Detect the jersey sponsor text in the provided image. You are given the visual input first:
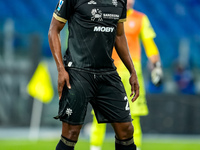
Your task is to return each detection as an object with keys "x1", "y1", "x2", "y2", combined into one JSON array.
[{"x1": 93, "y1": 26, "x2": 114, "y2": 32}]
